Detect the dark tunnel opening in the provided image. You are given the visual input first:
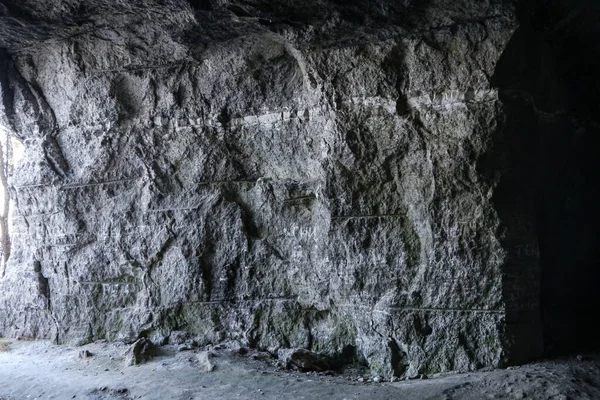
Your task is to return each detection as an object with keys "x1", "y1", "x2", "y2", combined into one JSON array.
[{"x1": 493, "y1": 0, "x2": 600, "y2": 356}]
